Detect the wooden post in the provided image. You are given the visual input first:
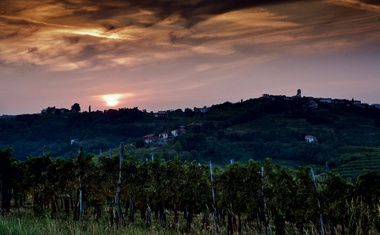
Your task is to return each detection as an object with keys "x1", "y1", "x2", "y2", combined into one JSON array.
[
  {"x1": 261, "y1": 167, "x2": 270, "y2": 235},
  {"x1": 311, "y1": 168, "x2": 325, "y2": 235},
  {"x1": 79, "y1": 175, "x2": 83, "y2": 221},
  {"x1": 108, "y1": 197, "x2": 114, "y2": 226},
  {"x1": 115, "y1": 143, "x2": 125, "y2": 225},
  {"x1": 146, "y1": 205, "x2": 152, "y2": 227},
  {"x1": 78, "y1": 147, "x2": 84, "y2": 221},
  {"x1": 209, "y1": 161, "x2": 218, "y2": 234}
]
